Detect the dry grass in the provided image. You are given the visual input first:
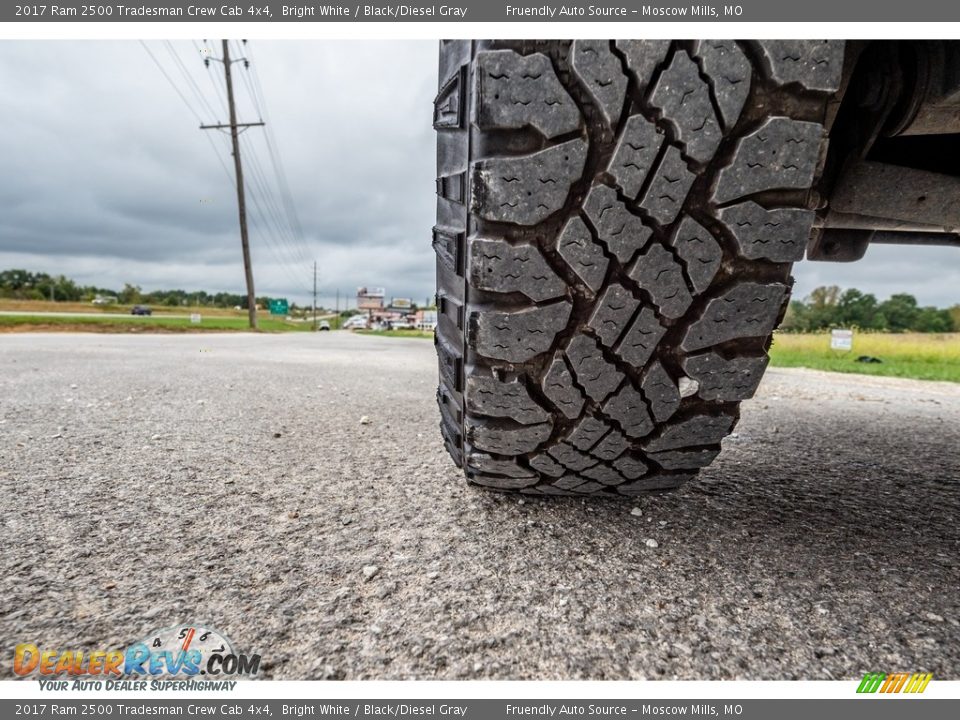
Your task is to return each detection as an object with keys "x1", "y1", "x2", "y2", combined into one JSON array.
[
  {"x1": 0, "y1": 298, "x2": 247, "y2": 317},
  {"x1": 769, "y1": 332, "x2": 960, "y2": 382}
]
